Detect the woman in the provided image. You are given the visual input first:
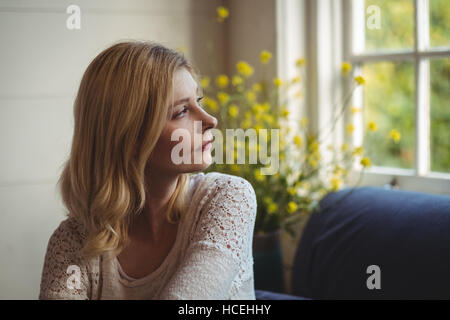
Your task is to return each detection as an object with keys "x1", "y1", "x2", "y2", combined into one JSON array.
[{"x1": 39, "y1": 40, "x2": 257, "y2": 300}]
